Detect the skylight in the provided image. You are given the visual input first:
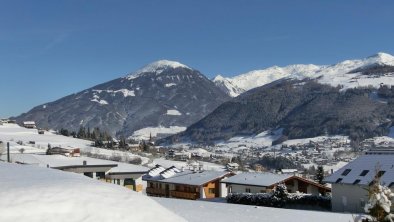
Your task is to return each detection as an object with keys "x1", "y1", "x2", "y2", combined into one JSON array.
[
  {"x1": 341, "y1": 169, "x2": 351, "y2": 176},
  {"x1": 359, "y1": 170, "x2": 369, "y2": 176},
  {"x1": 377, "y1": 171, "x2": 386, "y2": 178}
]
